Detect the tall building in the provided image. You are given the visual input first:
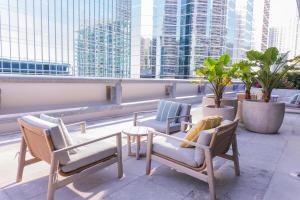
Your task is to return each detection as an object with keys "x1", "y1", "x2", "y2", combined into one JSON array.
[
  {"x1": 252, "y1": 0, "x2": 270, "y2": 51},
  {"x1": 231, "y1": 0, "x2": 253, "y2": 63},
  {"x1": 152, "y1": 0, "x2": 179, "y2": 78},
  {"x1": 131, "y1": 0, "x2": 155, "y2": 78},
  {"x1": 0, "y1": 0, "x2": 131, "y2": 77},
  {"x1": 268, "y1": 17, "x2": 300, "y2": 59},
  {"x1": 75, "y1": 0, "x2": 131, "y2": 77},
  {"x1": 135, "y1": 0, "x2": 254, "y2": 78},
  {"x1": 261, "y1": 0, "x2": 270, "y2": 51}
]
